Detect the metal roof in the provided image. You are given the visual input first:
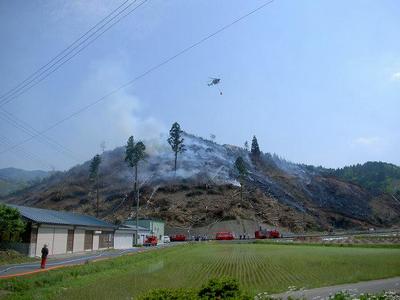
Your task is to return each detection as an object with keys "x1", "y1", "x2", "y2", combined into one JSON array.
[
  {"x1": 8, "y1": 204, "x2": 115, "y2": 229},
  {"x1": 117, "y1": 224, "x2": 150, "y2": 232}
]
